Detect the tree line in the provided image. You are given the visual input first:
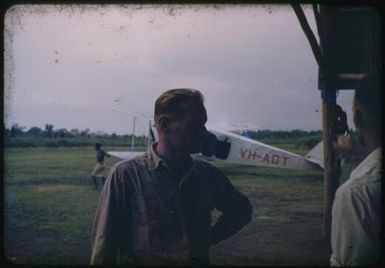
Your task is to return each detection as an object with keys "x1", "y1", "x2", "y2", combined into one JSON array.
[
  {"x1": 234, "y1": 129, "x2": 323, "y2": 149},
  {"x1": 4, "y1": 123, "x2": 325, "y2": 149},
  {"x1": 4, "y1": 123, "x2": 147, "y2": 148}
]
